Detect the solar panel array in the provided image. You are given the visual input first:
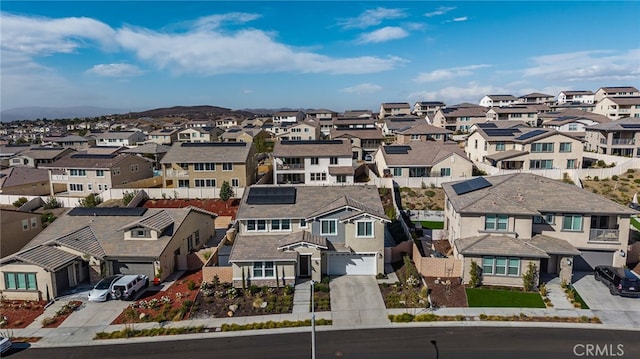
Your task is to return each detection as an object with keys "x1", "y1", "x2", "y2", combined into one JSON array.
[
  {"x1": 181, "y1": 142, "x2": 246, "y2": 147},
  {"x1": 476, "y1": 123, "x2": 498, "y2": 128},
  {"x1": 32, "y1": 147, "x2": 65, "y2": 151},
  {"x1": 384, "y1": 146, "x2": 411, "y2": 155},
  {"x1": 620, "y1": 124, "x2": 640, "y2": 129},
  {"x1": 451, "y1": 177, "x2": 492, "y2": 195},
  {"x1": 515, "y1": 129, "x2": 546, "y2": 140},
  {"x1": 281, "y1": 140, "x2": 343, "y2": 145},
  {"x1": 483, "y1": 129, "x2": 518, "y2": 137},
  {"x1": 68, "y1": 207, "x2": 148, "y2": 216},
  {"x1": 246, "y1": 187, "x2": 297, "y2": 205},
  {"x1": 71, "y1": 153, "x2": 118, "y2": 159}
]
